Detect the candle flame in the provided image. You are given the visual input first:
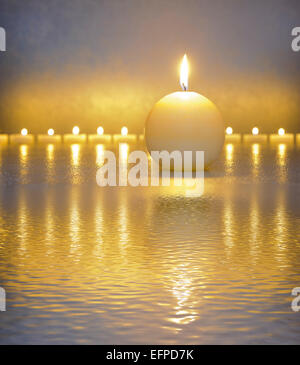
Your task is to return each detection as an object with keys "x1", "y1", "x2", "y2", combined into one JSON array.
[{"x1": 180, "y1": 54, "x2": 189, "y2": 91}]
